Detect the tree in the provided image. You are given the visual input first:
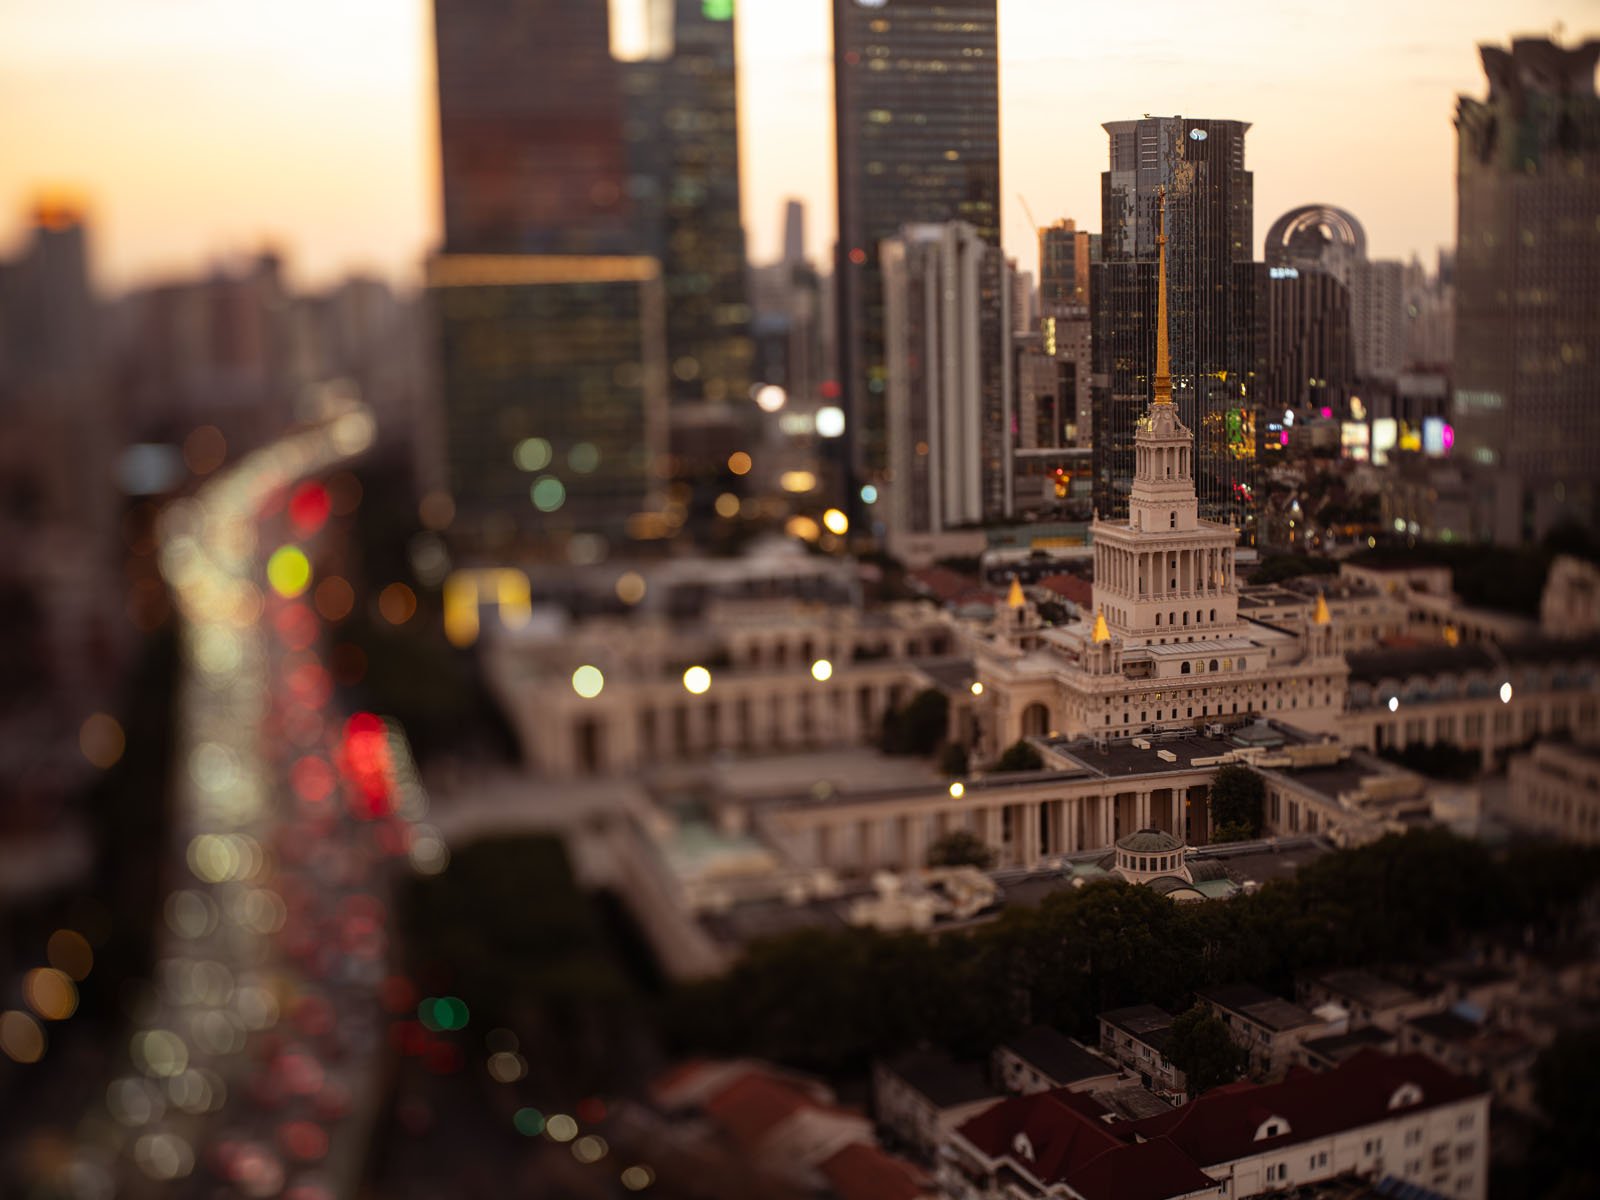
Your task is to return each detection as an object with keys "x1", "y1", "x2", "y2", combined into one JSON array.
[
  {"x1": 926, "y1": 830, "x2": 996, "y2": 870},
  {"x1": 881, "y1": 688, "x2": 949, "y2": 756},
  {"x1": 1208, "y1": 766, "x2": 1265, "y2": 839},
  {"x1": 992, "y1": 740, "x2": 1043, "y2": 773},
  {"x1": 1166, "y1": 1003, "x2": 1247, "y2": 1095}
]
